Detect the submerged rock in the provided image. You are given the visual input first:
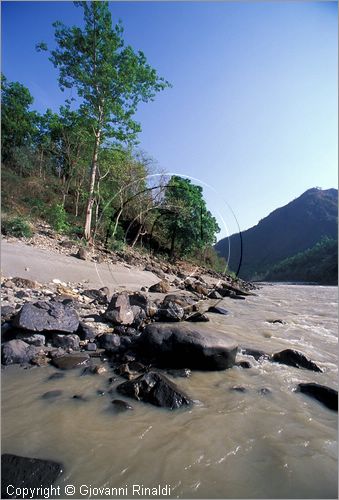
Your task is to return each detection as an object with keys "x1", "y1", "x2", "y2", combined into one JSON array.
[
  {"x1": 207, "y1": 306, "x2": 229, "y2": 316},
  {"x1": 52, "y1": 353, "x2": 90, "y2": 370},
  {"x1": 297, "y1": 383, "x2": 338, "y2": 411},
  {"x1": 13, "y1": 300, "x2": 79, "y2": 333},
  {"x1": 1, "y1": 454, "x2": 63, "y2": 499},
  {"x1": 117, "y1": 371, "x2": 192, "y2": 409},
  {"x1": 272, "y1": 349, "x2": 322, "y2": 372},
  {"x1": 138, "y1": 323, "x2": 238, "y2": 370},
  {"x1": 185, "y1": 312, "x2": 209, "y2": 322},
  {"x1": 111, "y1": 399, "x2": 134, "y2": 412},
  {"x1": 41, "y1": 390, "x2": 63, "y2": 399}
]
